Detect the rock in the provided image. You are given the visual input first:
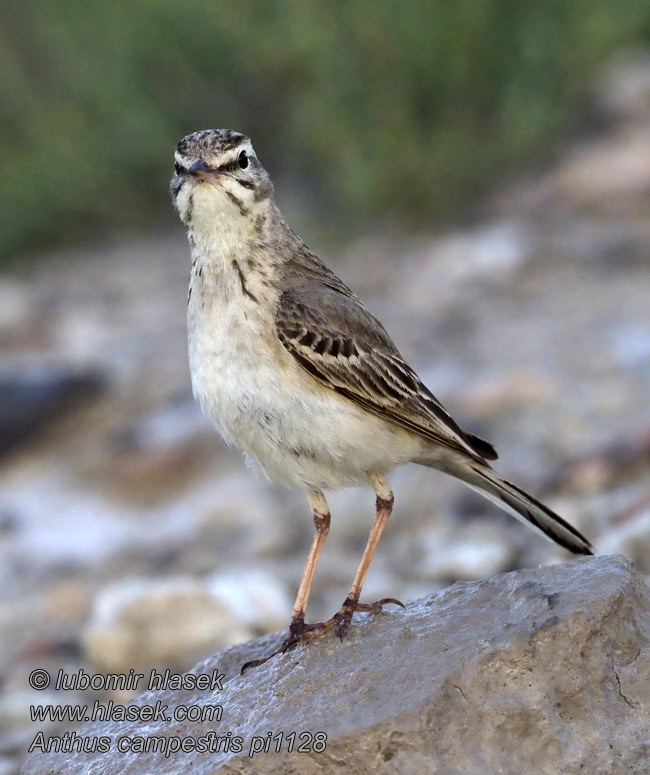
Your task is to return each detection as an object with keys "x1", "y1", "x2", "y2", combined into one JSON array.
[
  {"x1": 413, "y1": 522, "x2": 515, "y2": 581},
  {"x1": 0, "y1": 690, "x2": 59, "y2": 755},
  {"x1": 104, "y1": 398, "x2": 217, "y2": 499},
  {"x1": 0, "y1": 366, "x2": 104, "y2": 457},
  {"x1": 83, "y1": 577, "x2": 252, "y2": 675},
  {"x1": 393, "y1": 220, "x2": 532, "y2": 314},
  {"x1": 0, "y1": 757, "x2": 16, "y2": 775},
  {"x1": 598, "y1": 499, "x2": 650, "y2": 573},
  {"x1": 207, "y1": 570, "x2": 291, "y2": 634},
  {"x1": 23, "y1": 555, "x2": 650, "y2": 774}
]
